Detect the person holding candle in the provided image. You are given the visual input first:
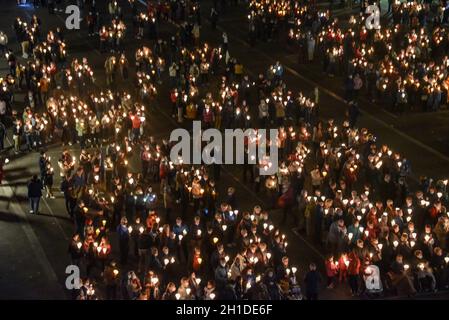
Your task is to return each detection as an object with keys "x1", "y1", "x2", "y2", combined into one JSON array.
[
  {"x1": 388, "y1": 254, "x2": 417, "y2": 296},
  {"x1": 117, "y1": 217, "x2": 130, "y2": 265},
  {"x1": 125, "y1": 271, "x2": 142, "y2": 300},
  {"x1": 104, "y1": 261, "x2": 120, "y2": 300},
  {"x1": 325, "y1": 255, "x2": 338, "y2": 289},
  {"x1": 412, "y1": 249, "x2": 436, "y2": 292}
]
